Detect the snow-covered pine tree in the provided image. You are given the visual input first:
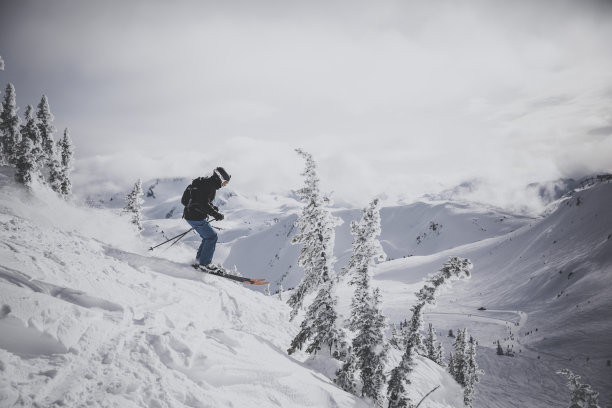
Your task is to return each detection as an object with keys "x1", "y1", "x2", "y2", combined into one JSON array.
[
  {"x1": 36, "y1": 95, "x2": 55, "y2": 161},
  {"x1": 463, "y1": 336, "x2": 481, "y2": 408},
  {"x1": 423, "y1": 323, "x2": 436, "y2": 361},
  {"x1": 345, "y1": 285, "x2": 387, "y2": 403},
  {"x1": 19, "y1": 105, "x2": 43, "y2": 181},
  {"x1": 451, "y1": 328, "x2": 468, "y2": 387},
  {"x1": 36, "y1": 95, "x2": 61, "y2": 190},
  {"x1": 342, "y1": 197, "x2": 385, "y2": 280},
  {"x1": 287, "y1": 148, "x2": 340, "y2": 320},
  {"x1": 346, "y1": 198, "x2": 385, "y2": 330},
  {"x1": 57, "y1": 128, "x2": 74, "y2": 197},
  {"x1": 448, "y1": 352, "x2": 456, "y2": 378},
  {"x1": 435, "y1": 342, "x2": 444, "y2": 366},
  {"x1": 287, "y1": 265, "x2": 344, "y2": 358},
  {"x1": 0, "y1": 55, "x2": 5, "y2": 70},
  {"x1": 556, "y1": 369, "x2": 601, "y2": 408},
  {"x1": 278, "y1": 283, "x2": 283, "y2": 301},
  {"x1": 338, "y1": 198, "x2": 388, "y2": 403},
  {"x1": 0, "y1": 83, "x2": 21, "y2": 165},
  {"x1": 386, "y1": 362, "x2": 412, "y2": 408},
  {"x1": 335, "y1": 347, "x2": 357, "y2": 394},
  {"x1": 358, "y1": 287, "x2": 387, "y2": 405},
  {"x1": 424, "y1": 323, "x2": 444, "y2": 366},
  {"x1": 14, "y1": 136, "x2": 36, "y2": 187},
  {"x1": 387, "y1": 257, "x2": 472, "y2": 407},
  {"x1": 124, "y1": 179, "x2": 144, "y2": 232}
]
